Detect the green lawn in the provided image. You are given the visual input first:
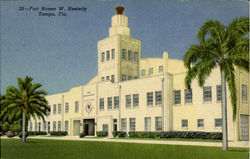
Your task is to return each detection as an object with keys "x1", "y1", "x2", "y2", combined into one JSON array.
[
  {"x1": 111, "y1": 137, "x2": 223, "y2": 142},
  {"x1": 1, "y1": 138, "x2": 248, "y2": 159}
]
